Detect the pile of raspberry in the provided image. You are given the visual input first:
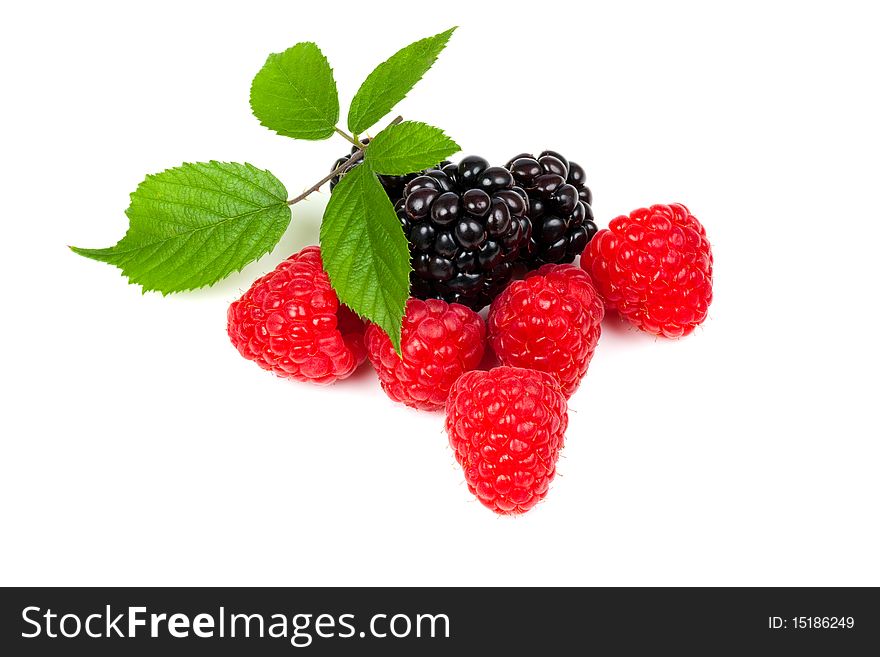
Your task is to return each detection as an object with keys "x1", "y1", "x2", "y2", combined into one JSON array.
[{"x1": 228, "y1": 151, "x2": 713, "y2": 516}]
